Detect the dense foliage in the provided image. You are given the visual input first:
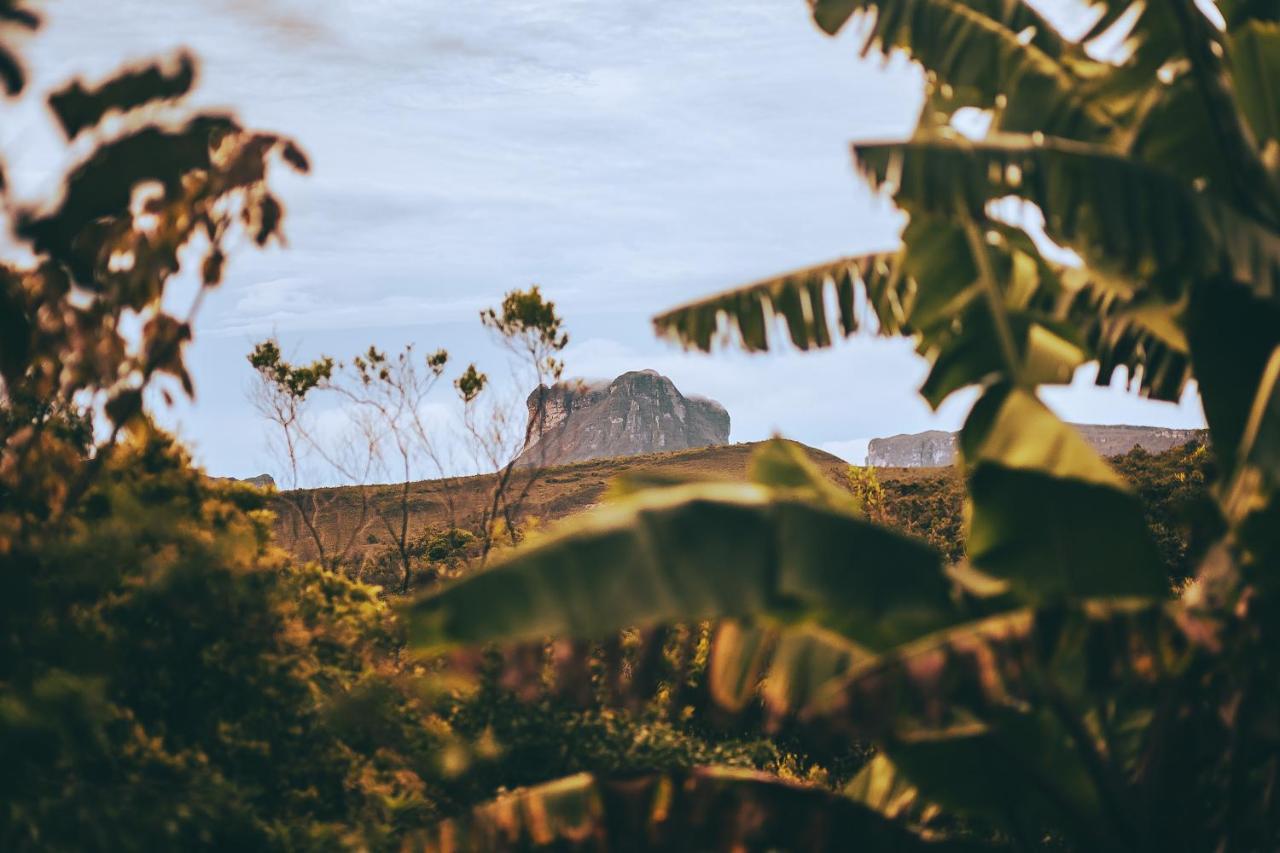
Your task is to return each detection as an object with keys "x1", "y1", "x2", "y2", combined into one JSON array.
[
  {"x1": 0, "y1": 17, "x2": 822, "y2": 849},
  {"x1": 405, "y1": 0, "x2": 1280, "y2": 849},
  {"x1": 4, "y1": 431, "x2": 438, "y2": 848},
  {"x1": 0, "y1": 17, "x2": 456, "y2": 846},
  {"x1": 869, "y1": 440, "x2": 1217, "y2": 578},
  {"x1": 4, "y1": 0, "x2": 1279, "y2": 849}
]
